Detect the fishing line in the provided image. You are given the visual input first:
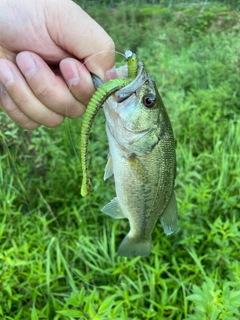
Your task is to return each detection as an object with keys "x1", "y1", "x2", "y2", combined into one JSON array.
[
  {"x1": 0, "y1": 130, "x2": 31, "y2": 213},
  {"x1": 82, "y1": 49, "x2": 125, "y2": 66}
]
